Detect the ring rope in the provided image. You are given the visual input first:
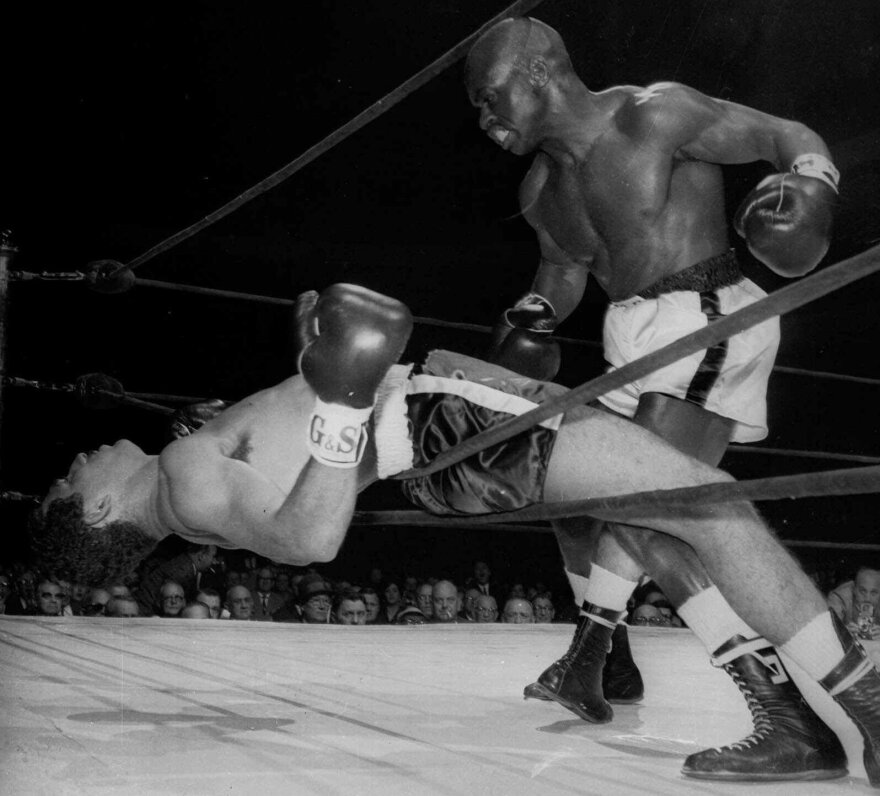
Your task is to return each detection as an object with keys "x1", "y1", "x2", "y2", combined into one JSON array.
[
  {"x1": 727, "y1": 445, "x2": 880, "y2": 465},
  {"x1": 392, "y1": 243, "x2": 880, "y2": 481},
  {"x1": 13, "y1": 269, "x2": 880, "y2": 389},
  {"x1": 4, "y1": 375, "x2": 174, "y2": 416},
  {"x1": 347, "y1": 514, "x2": 880, "y2": 553},
  {"x1": 110, "y1": 0, "x2": 546, "y2": 276},
  {"x1": 357, "y1": 464, "x2": 880, "y2": 527}
]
